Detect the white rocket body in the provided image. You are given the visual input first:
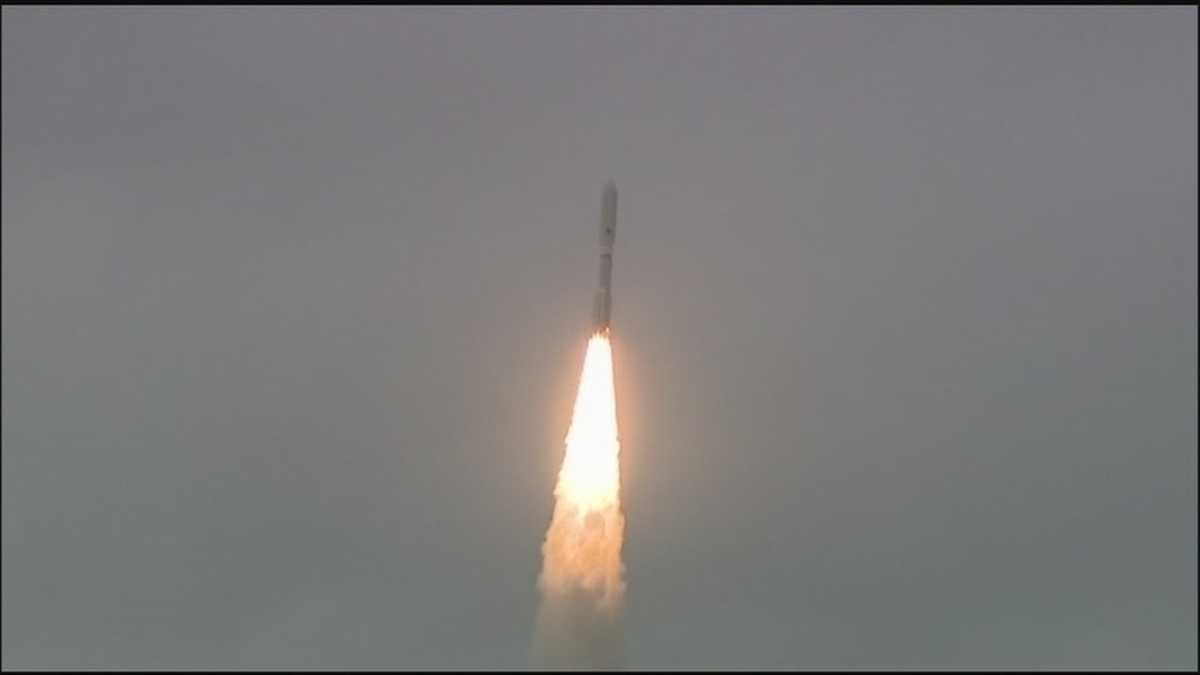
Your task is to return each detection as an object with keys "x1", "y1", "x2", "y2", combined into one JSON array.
[{"x1": 592, "y1": 181, "x2": 617, "y2": 331}]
